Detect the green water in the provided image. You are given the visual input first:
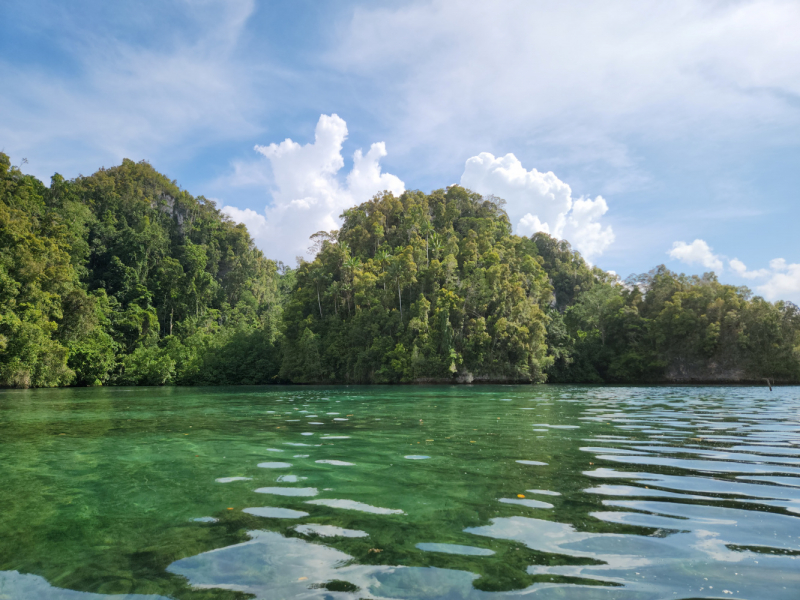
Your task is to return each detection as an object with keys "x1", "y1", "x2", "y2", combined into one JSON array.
[{"x1": 1, "y1": 385, "x2": 799, "y2": 600}]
